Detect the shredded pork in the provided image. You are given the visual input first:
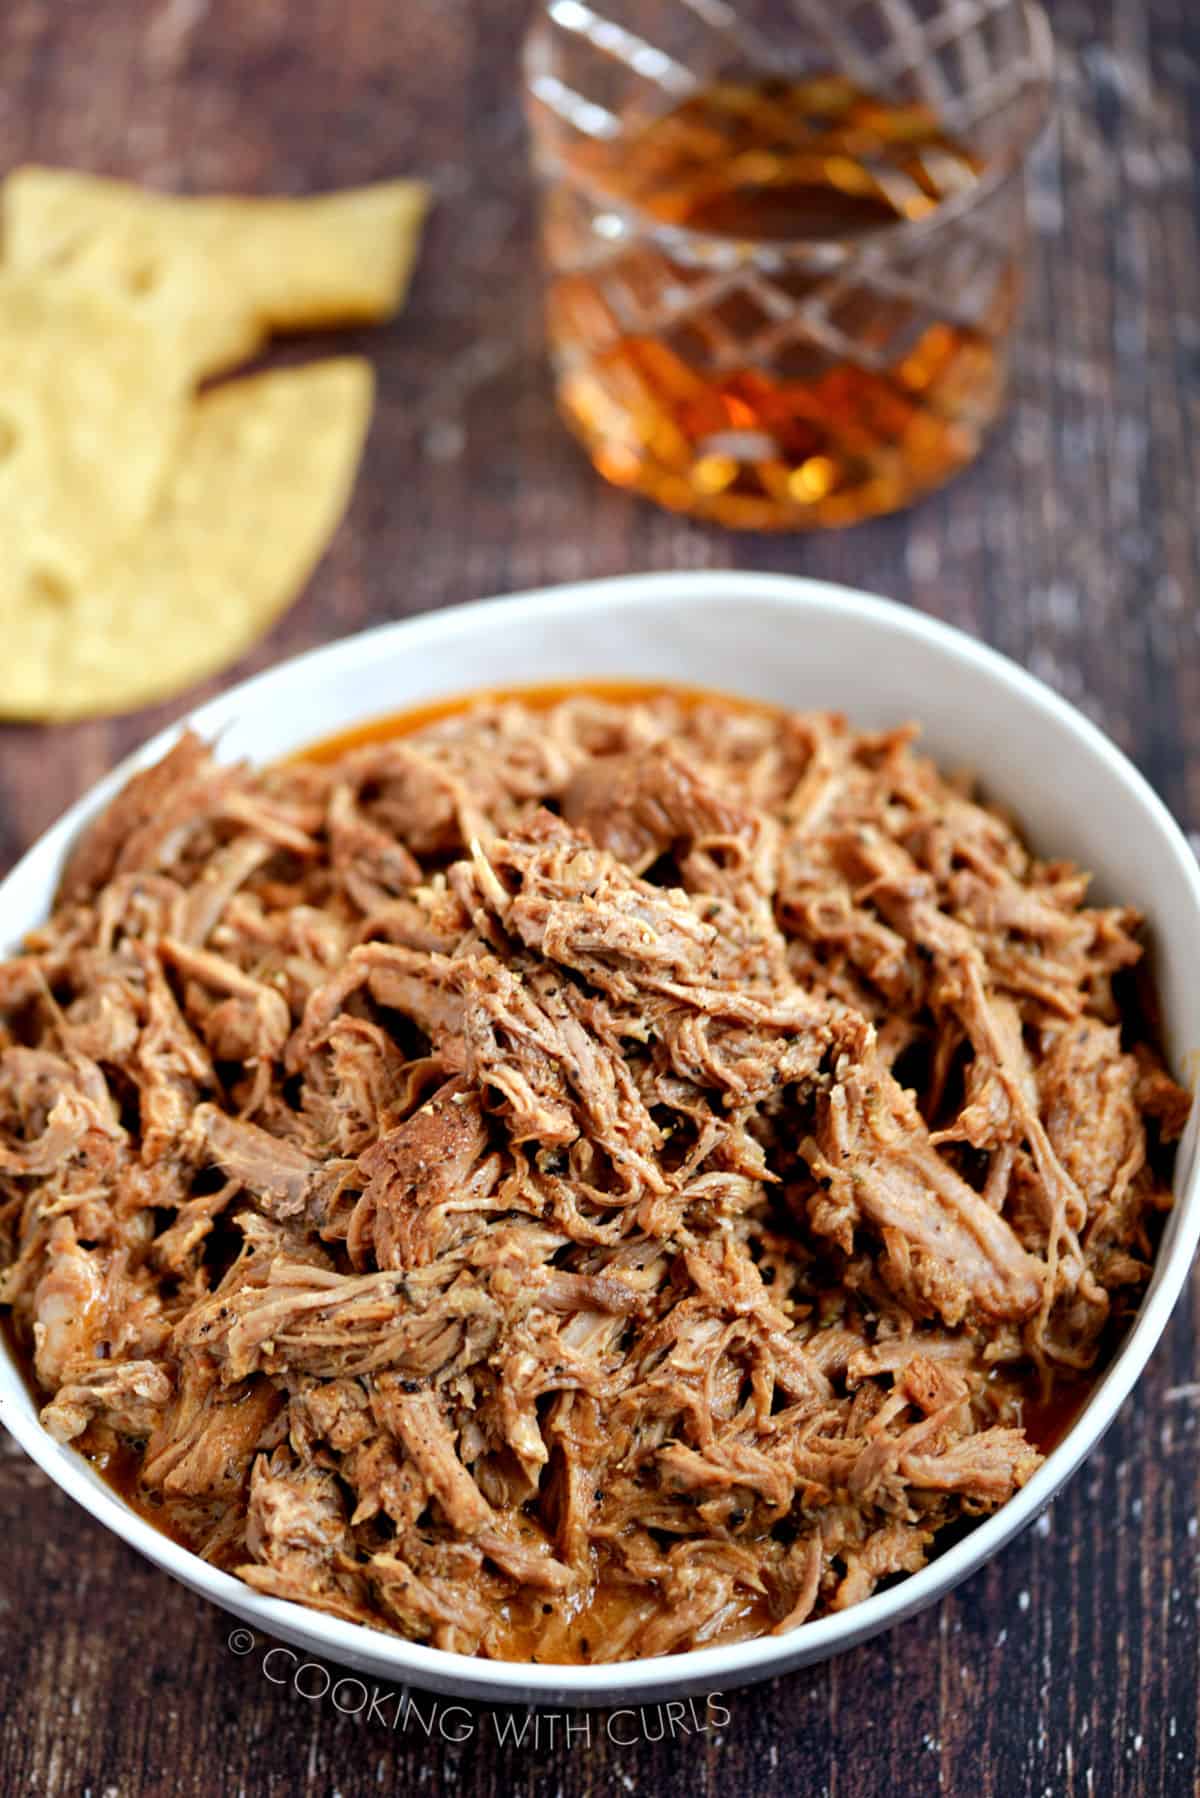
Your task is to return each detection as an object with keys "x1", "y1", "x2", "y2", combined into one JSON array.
[{"x1": 0, "y1": 692, "x2": 1188, "y2": 1661}]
